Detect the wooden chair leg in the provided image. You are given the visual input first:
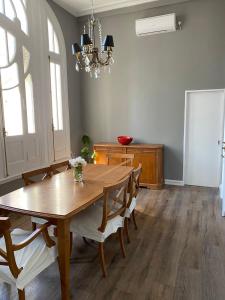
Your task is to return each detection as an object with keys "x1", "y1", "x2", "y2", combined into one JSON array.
[
  {"x1": 70, "y1": 232, "x2": 73, "y2": 256},
  {"x1": 118, "y1": 228, "x2": 126, "y2": 258},
  {"x1": 132, "y1": 210, "x2": 138, "y2": 230},
  {"x1": 98, "y1": 242, "x2": 107, "y2": 277},
  {"x1": 124, "y1": 218, "x2": 130, "y2": 243},
  {"x1": 83, "y1": 237, "x2": 90, "y2": 245},
  {"x1": 32, "y1": 222, "x2": 37, "y2": 231},
  {"x1": 18, "y1": 289, "x2": 25, "y2": 300}
]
